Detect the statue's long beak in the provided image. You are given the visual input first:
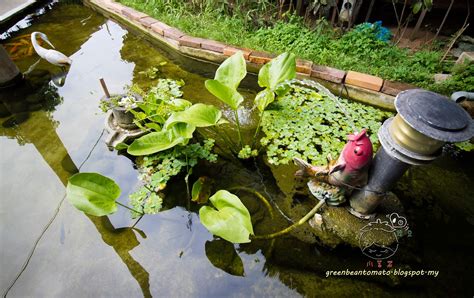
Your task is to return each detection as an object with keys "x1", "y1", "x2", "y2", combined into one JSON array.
[{"x1": 42, "y1": 36, "x2": 55, "y2": 49}]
